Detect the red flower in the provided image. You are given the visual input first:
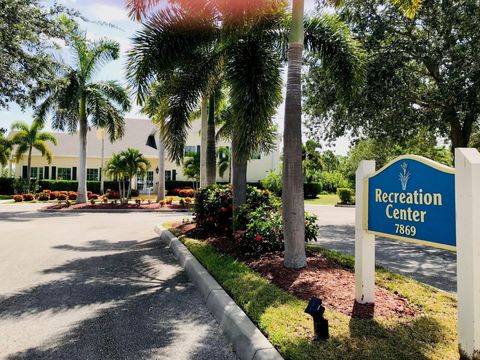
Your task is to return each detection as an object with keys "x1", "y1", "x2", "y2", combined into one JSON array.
[
  {"x1": 224, "y1": 227, "x2": 229, "y2": 232},
  {"x1": 255, "y1": 235, "x2": 263, "y2": 242}
]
